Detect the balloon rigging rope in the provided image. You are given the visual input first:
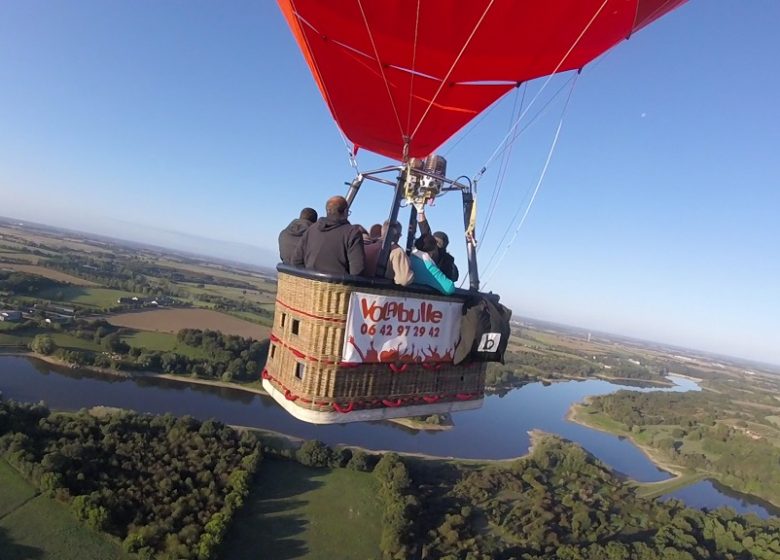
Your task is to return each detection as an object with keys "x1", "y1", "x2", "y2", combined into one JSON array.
[
  {"x1": 356, "y1": 0, "x2": 406, "y2": 141},
  {"x1": 477, "y1": 73, "x2": 577, "y2": 252},
  {"x1": 473, "y1": 0, "x2": 610, "y2": 183},
  {"x1": 480, "y1": 75, "x2": 578, "y2": 289},
  {"x1": 410, "y1": 0, "x2": 497, "y2": 141},
  {"x1": 480, "y1": 85, "x2": 526, "y2": 251}
]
